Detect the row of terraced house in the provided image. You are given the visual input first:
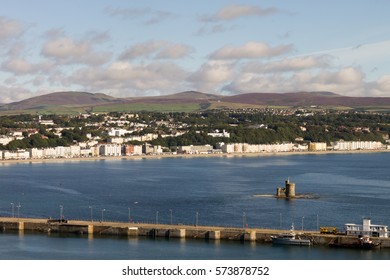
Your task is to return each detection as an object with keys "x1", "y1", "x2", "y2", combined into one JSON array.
[{"x1": 0, "y1": 140, "x2": 388, "y2": 160}]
